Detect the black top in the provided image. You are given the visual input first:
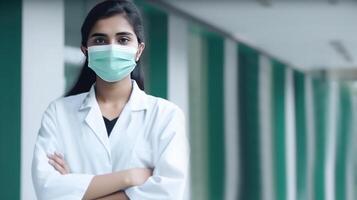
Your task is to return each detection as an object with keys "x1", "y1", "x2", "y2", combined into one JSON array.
[{"x1": 103, "y1": 116, "x2": 119, "y2": 136}]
